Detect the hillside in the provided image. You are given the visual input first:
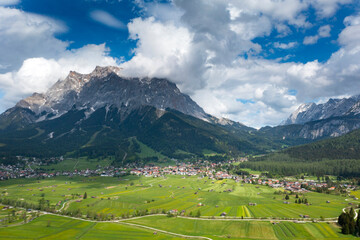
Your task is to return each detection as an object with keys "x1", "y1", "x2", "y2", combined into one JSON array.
[
  {"x1": 0, "y1": 104, "x2": 277, "y2": 163},
  {"x1": 0, "y1": 66, "x2": 306, "y2": 163},
  {"x1": 241, "y1": 128, "x2": 360, "y2": 177}
]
